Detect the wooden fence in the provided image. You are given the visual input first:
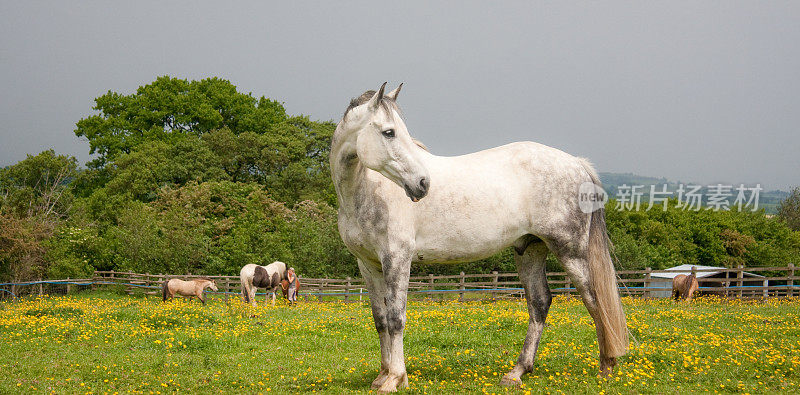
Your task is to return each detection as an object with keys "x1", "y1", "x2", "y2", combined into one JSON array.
[
  {"x1": 3, "y1": 264, "x2": 797, "y2": 301},
  {"x1": 89, "y1": 264, "x2": 799, "y2": 301}
]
